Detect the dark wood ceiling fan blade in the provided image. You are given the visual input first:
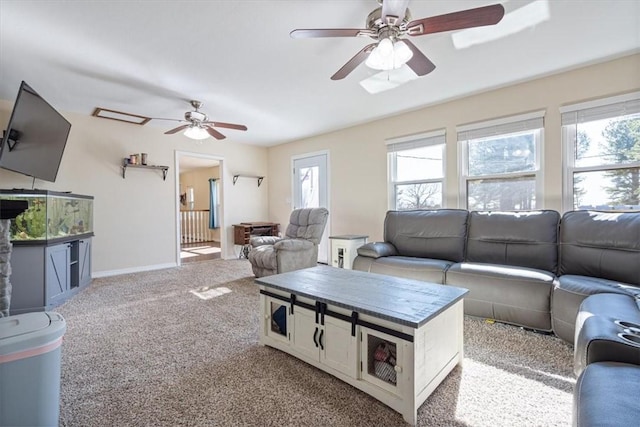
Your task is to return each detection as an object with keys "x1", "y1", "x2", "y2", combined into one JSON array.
[
  {"x1": 164, "y1": 124, "x2": 190, "y2": 134},
  {"x1": 407, "y1": 4, "x2": 505, "y2": 36},
  {"x1": 290, "y1": 28, "x2": 364, "y2": 38},
  {"x1": 401, "y1": 39, "x2": 436, "y2": 76},
  {"x1": 331, "y1": 43, "x2": 377, "y2": 80},
  {"x1": 204, "y1": 121, "x2": 247, "y2": 131},
  {"x1": 204, "y1": 126, "x2": 226, "y2": 140}
]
